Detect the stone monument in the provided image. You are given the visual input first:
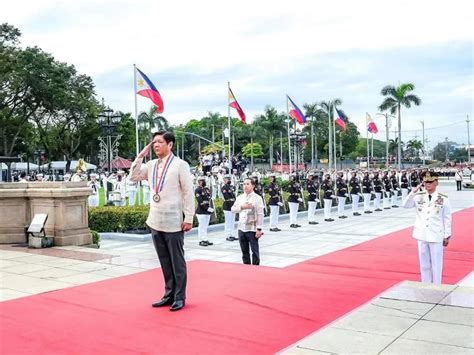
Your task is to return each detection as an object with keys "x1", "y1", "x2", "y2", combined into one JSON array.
[{"x1": 0, "y1": 182, "x2": 92, "y2": 246}]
